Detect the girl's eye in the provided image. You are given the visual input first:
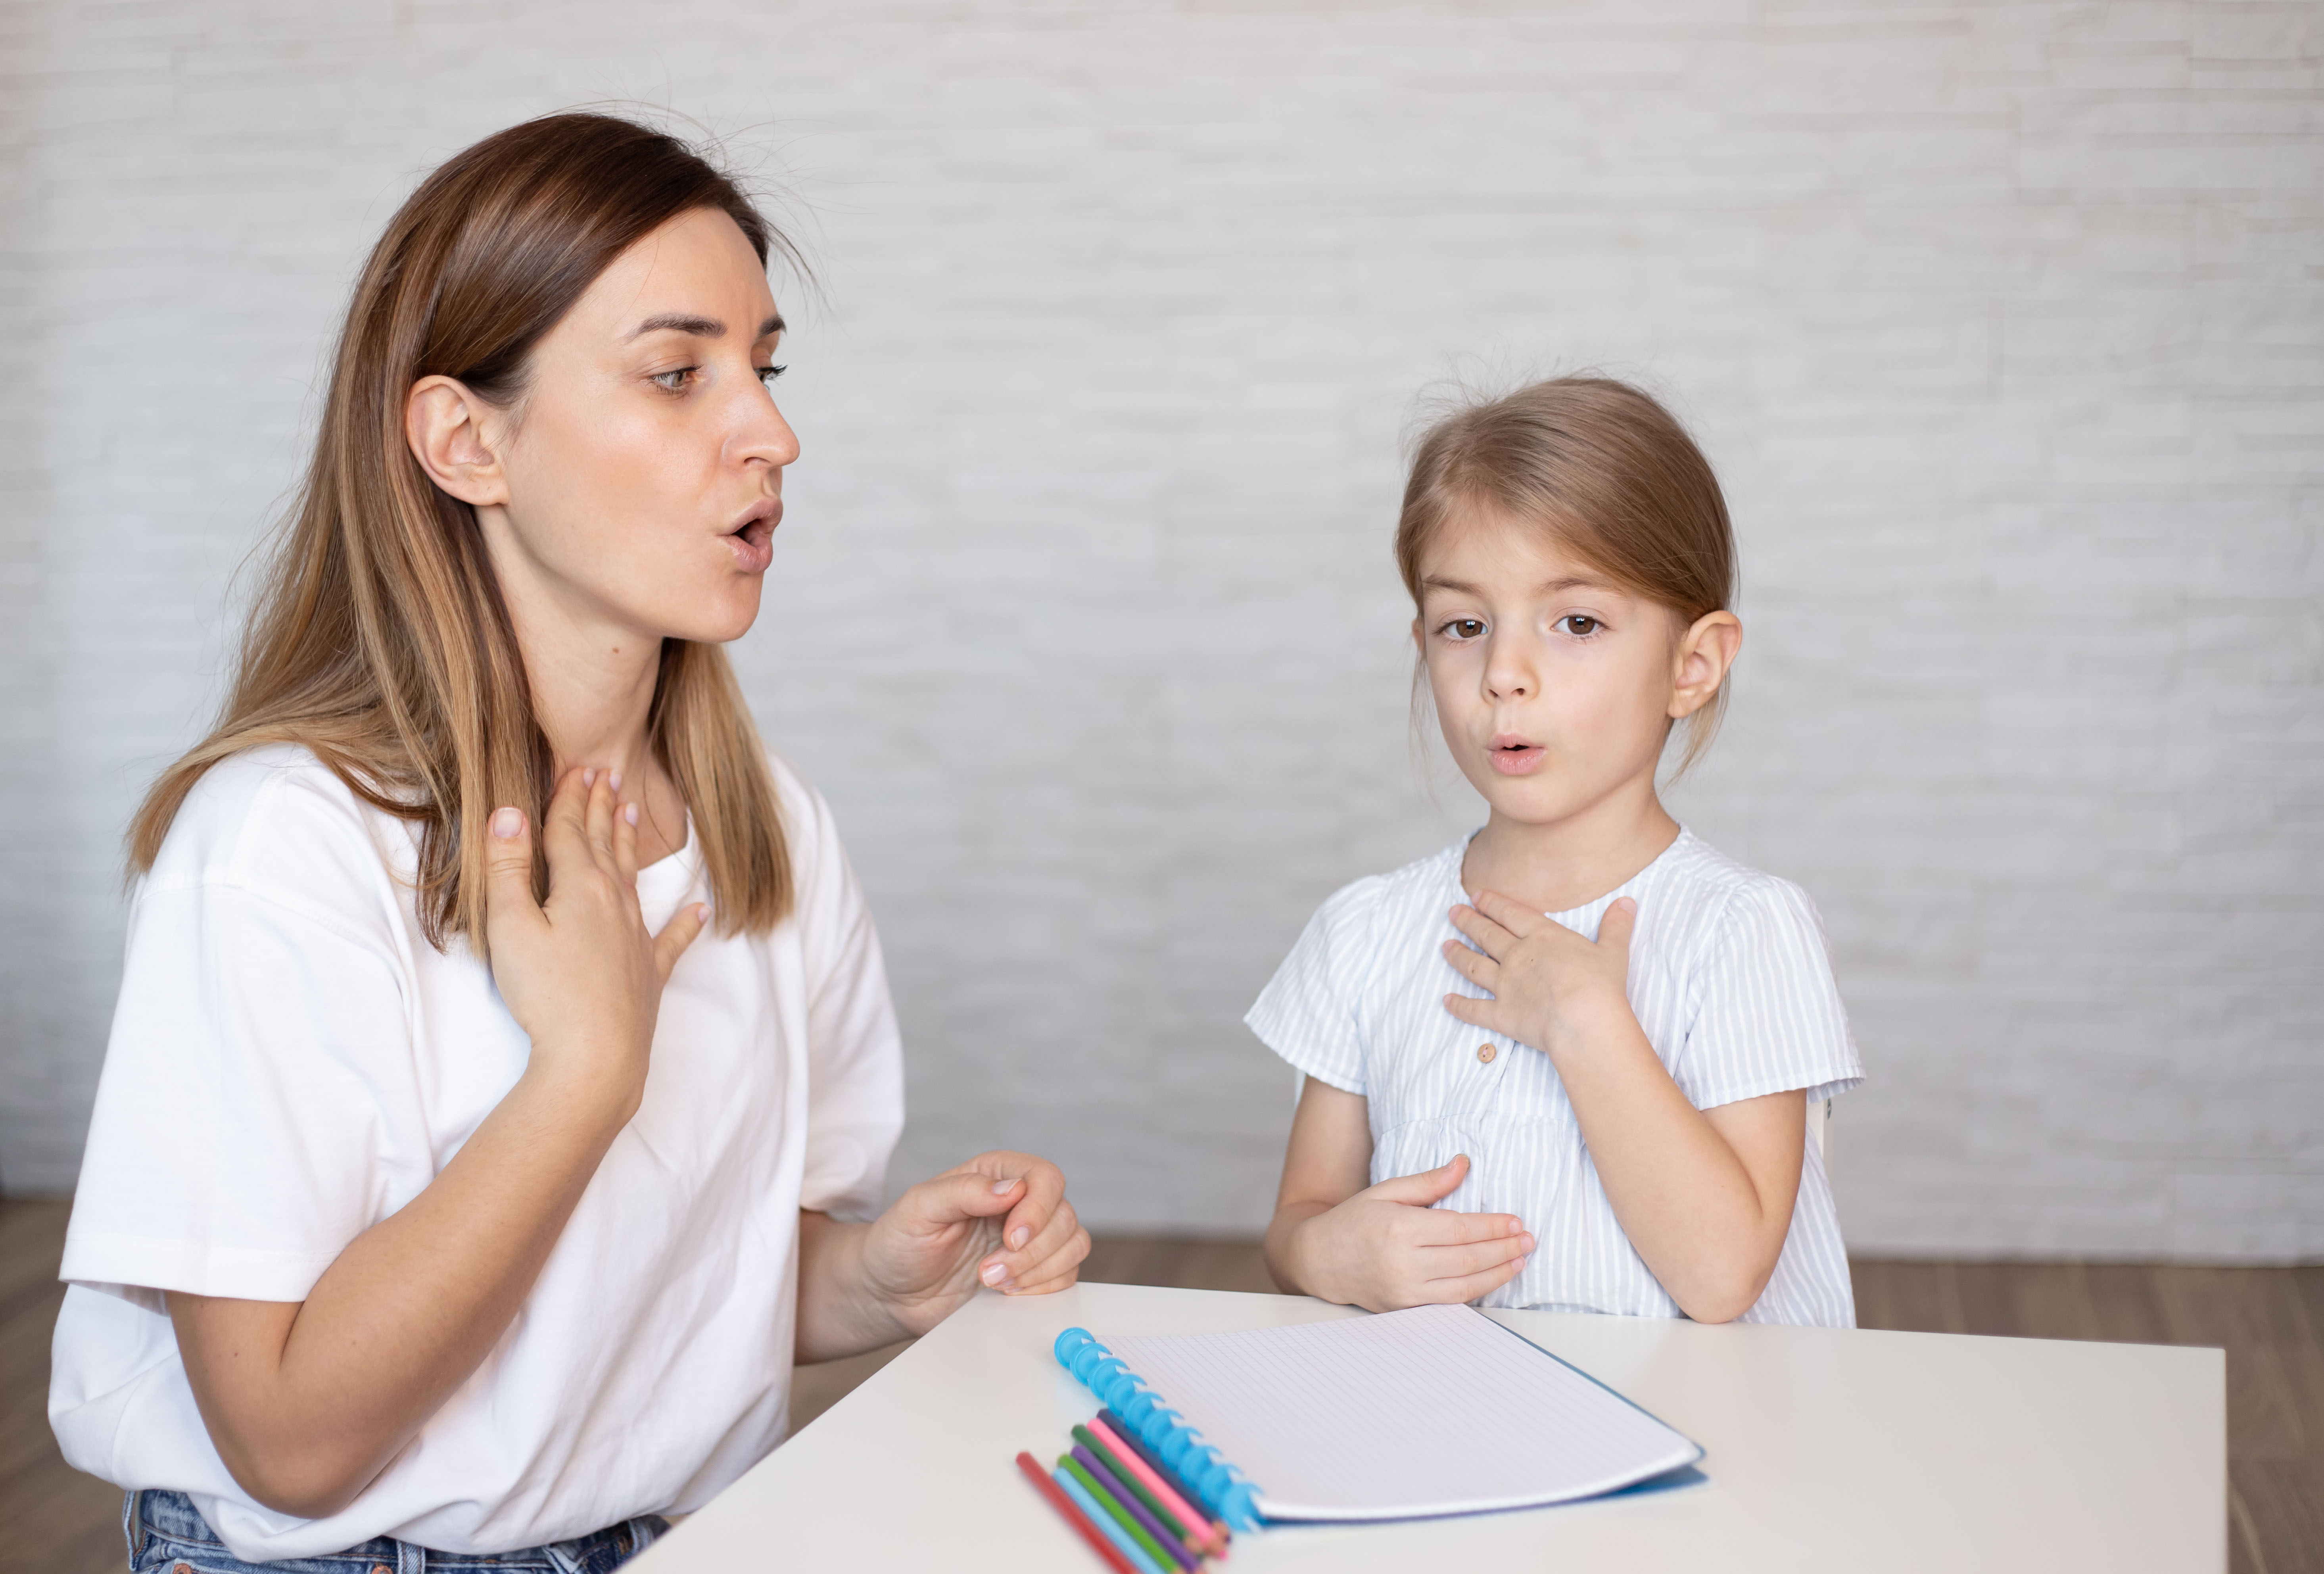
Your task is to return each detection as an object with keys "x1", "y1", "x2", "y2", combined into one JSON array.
[
  {"x1": 1442, "y1": 618, "x2": 1487, "y2": 641},
  {"x1": 651, "y1": 367, "x2": 696, "y2": 392},
  {"x1": 1557, "y1": 615, "x2": 1602, "y2": 638},
  {"x1": 756, "y1": 364, "x2": 787, "y2": 387}
]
